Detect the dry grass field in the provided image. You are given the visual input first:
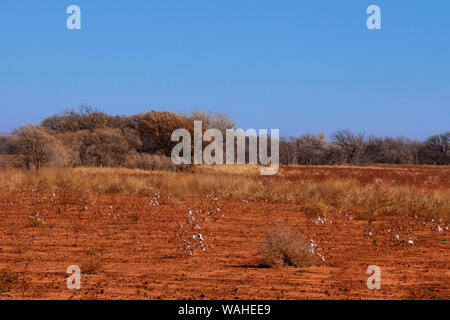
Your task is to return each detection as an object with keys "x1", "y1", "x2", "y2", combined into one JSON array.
[{"x1": 0, "y1": 165, "x2": 448, "y2": 299}]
